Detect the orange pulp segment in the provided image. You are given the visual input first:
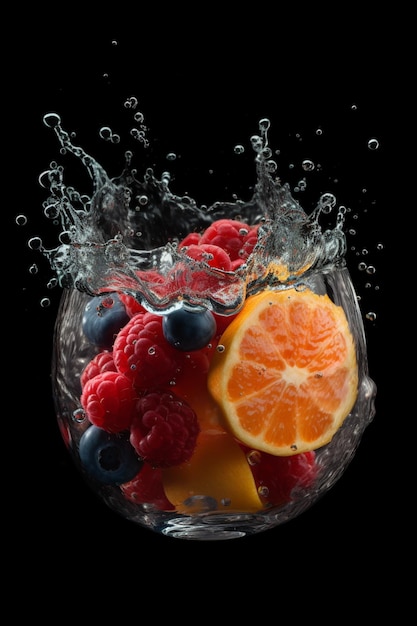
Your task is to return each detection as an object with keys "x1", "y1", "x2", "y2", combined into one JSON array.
[
  {"x1": 162, "y1": 430, "x2": 263, "y2": 513},
  {"x1": 207, "y1": 287, "x2": 359, "y2": 456}
]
